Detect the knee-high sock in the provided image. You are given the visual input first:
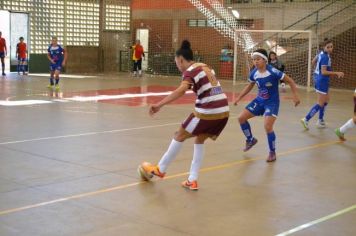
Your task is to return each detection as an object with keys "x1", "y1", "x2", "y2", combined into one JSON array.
[
  {"x1": 240, "y1": 121, "x2": 253, "y2": 142},
  {"x1": 318, "y1": 103, "x2": 328, "y2": 120},
  {"x1": 340, "y1": 119, "x2": 356, "y2": 134},
  {"x1": 267, "y1": 132, "x2": 276, "y2": 152},
  {"x1": 55, "y1": 78, "x2": 59, "y2": 85},
  {"x1": 188, "y1": 144, "x2": 204, "y2": 182},
  {"x1": 306, "y1": 104, "x2": 321, "y2": 121},
  {"x1": 50, "y1": 77, "x2": 54, "y2": 85},
  {"x1": 158, "y1": 139, "x2": 183, "y2": 173}
]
